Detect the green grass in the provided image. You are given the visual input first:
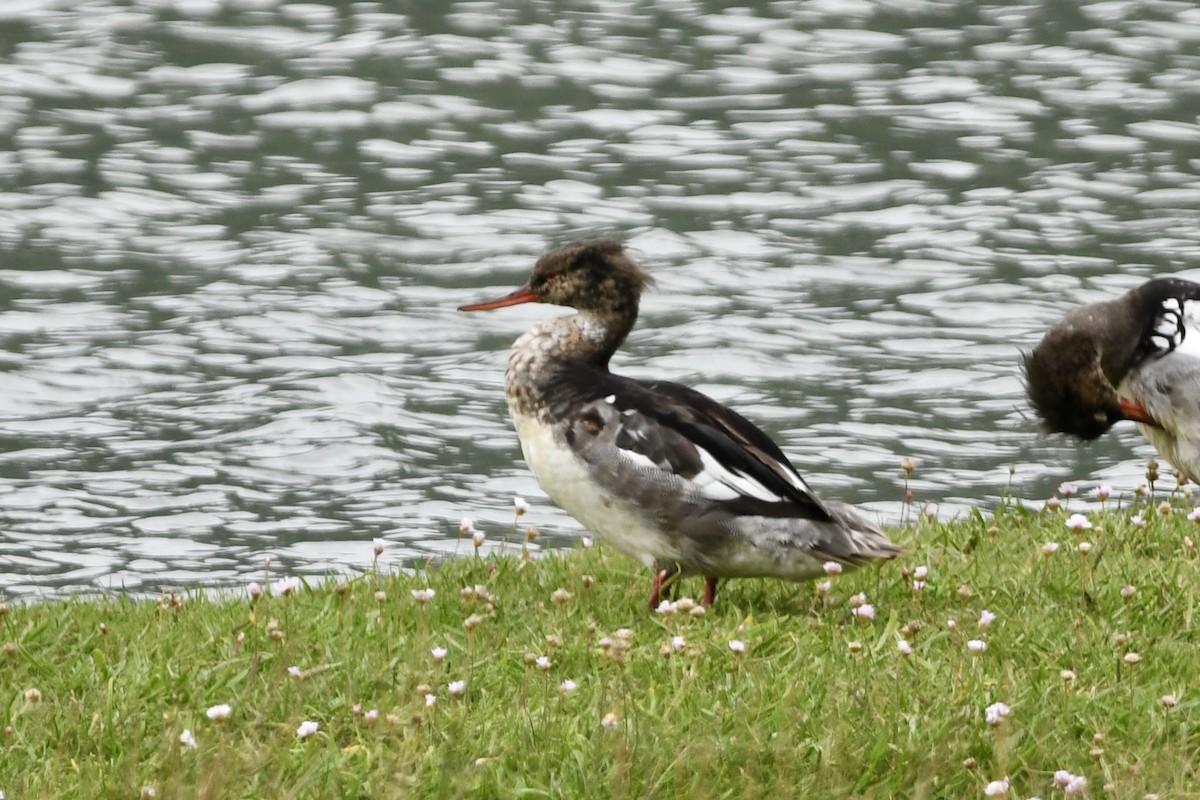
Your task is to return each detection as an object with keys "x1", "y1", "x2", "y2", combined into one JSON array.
[{"x1": 3, "y1": 487, "x2": 1200, "y2": 799}]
